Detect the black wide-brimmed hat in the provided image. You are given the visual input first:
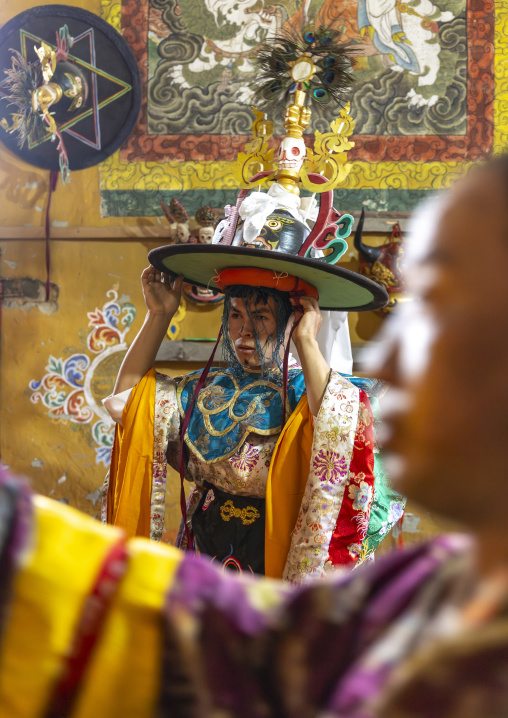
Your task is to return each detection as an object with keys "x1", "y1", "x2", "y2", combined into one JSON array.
[
  {"x1": 0, "y1": 5, "x2": 141, "y2": 178},
  {"x1": 149, "y1": 230, "x2": 388, "y2": 312}
]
